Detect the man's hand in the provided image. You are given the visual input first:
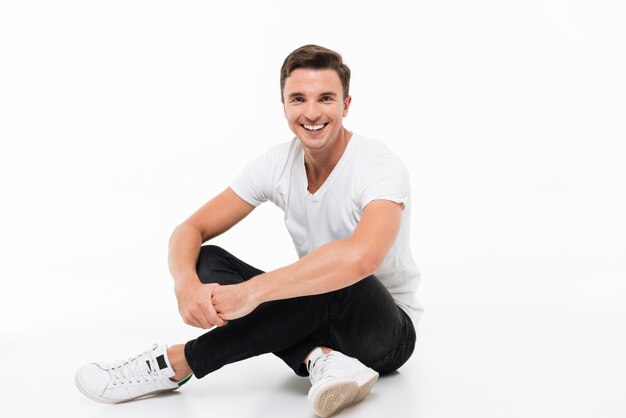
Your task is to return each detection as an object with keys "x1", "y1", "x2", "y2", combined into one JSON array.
[
  {"x1": 211, "y1": 282, "x2": 260, "y2": 321},
  {"x1": 175, "y1": 281, "x2": 228, "y2": 329}
]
